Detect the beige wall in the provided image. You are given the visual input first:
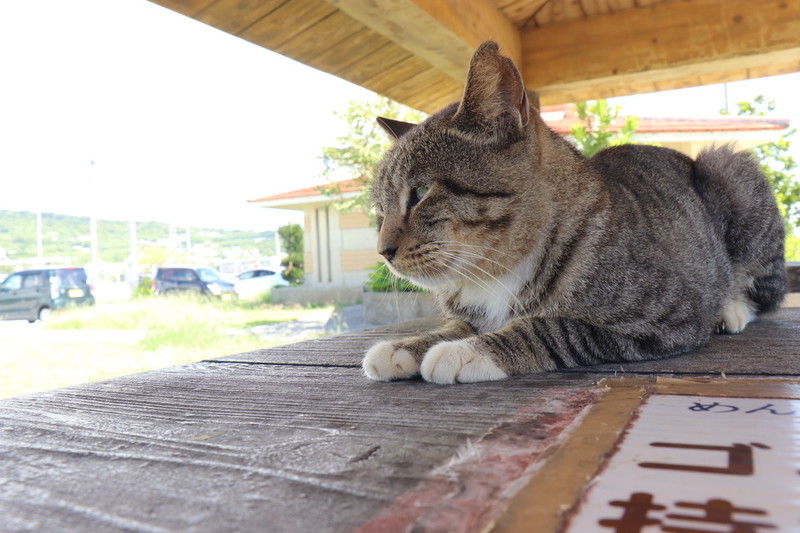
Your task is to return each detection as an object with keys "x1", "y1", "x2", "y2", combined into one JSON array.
[
  {"x1": 339, "y1": 212, "x2": 372, "y2": 229},
  {"x1": 341, "y1": 250, "x2": 383, "y2": 271},
  {"x1": 301, "y1": 206, "x2": 378, "y2": 287}
]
